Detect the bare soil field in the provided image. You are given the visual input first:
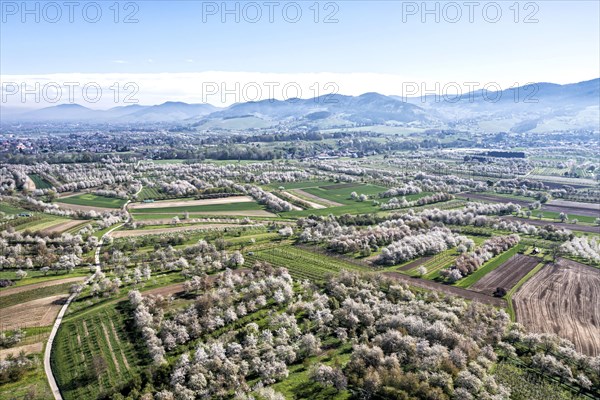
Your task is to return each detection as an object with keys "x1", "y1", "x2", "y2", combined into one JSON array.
[
  {"x1": 321, "y1": 183, "x2": 358, "y2": 190},
  {"x1": 0, "y1": 277, "x2": 85, "y2": 297},
  {"x1": 24, "y1": 176, "x2": 36, "y2": 191},
  {"x1": 282, "y1": 191, "x2": 326, "y2": 209},
  {"x1": 0, "y1": 295, "x2": 68, "y2": 330},
  {"x1": 501, "y1": 216, "x2": 600, "y2": 233},
  {"x1": 0, "y1": 342, "x2": 43, "y2": 359},
  {"x1": 542, "y1": 203, "x2": 600, "y2": 218},
  {"x1": 513, "y1": 259, "x2": 600, "y2": 356},
  {"x1": 57, "y1": 203, "x2": 115, "y2": 213},
  {"x1": 397, "y1": 256, "x2": 434, "y2": 272},
  {"x1": 526, "y1": 175, "x2": 597, "y2": 188},
  {"x1": 111, "y1": 223, "x2": 260, "y2": 238},
  {"x1": 291, "y1": 189, "x2": 343, "y2": 207},
  {"x1": 461, "y1": 193, "x2": 530, "y2": 207},
  {"x1": 188, "y1": 210, "x2": 277, "y2": 217},
  {"x1": 142, "y1": 282, "x2": 186, "y2": 298},
  {"x1": 548, "y1": 199, "x2": 600, "y2": 210},
  {"x1": 385, "y1": 272, "x2": 507, "y2": 308},
  {"x1": 130, "y1": 195, "x2": 253, "y2": 209},
  {"x1": 39, "y1": 219, "x2": 88, "y2": 235},
  {"x1": 58, "y1": 191, "x2": 81, "y2": 198},
  {"x1": 470, "y1": 254, "x2": 540, "y2": 296}
]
